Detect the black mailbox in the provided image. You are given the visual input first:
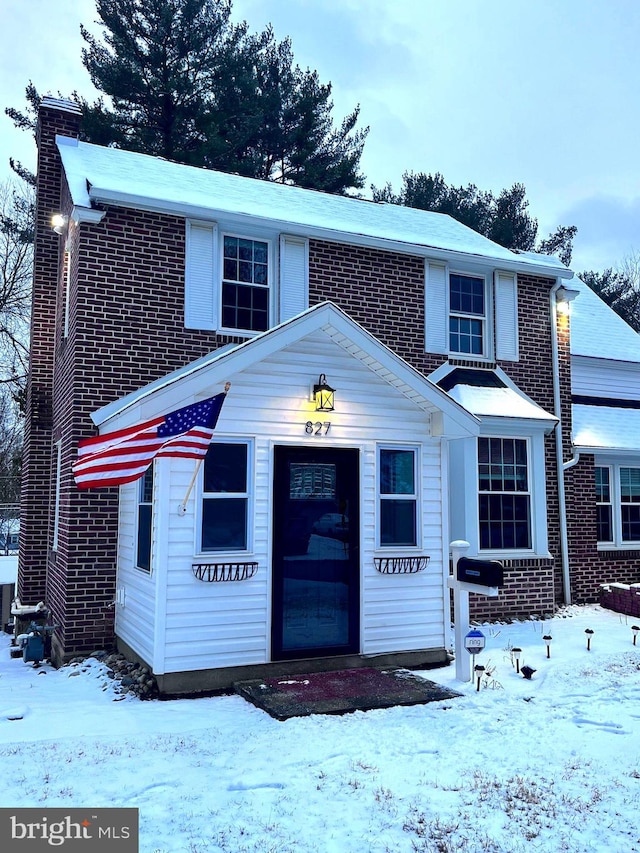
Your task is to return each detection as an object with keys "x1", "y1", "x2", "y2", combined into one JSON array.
[{"x1": 457, "y1": 557, "x2": 504, "y2": 588}]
